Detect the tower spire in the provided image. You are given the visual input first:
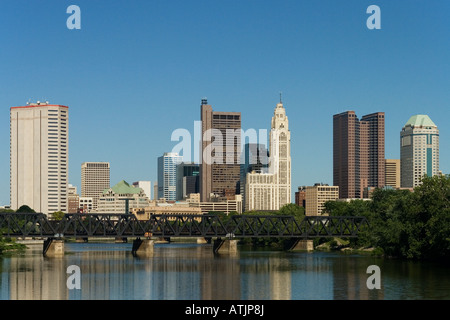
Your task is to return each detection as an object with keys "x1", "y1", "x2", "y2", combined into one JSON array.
[{"x1": 279, "y1": 92, "x2": 282, "y2": 103}]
